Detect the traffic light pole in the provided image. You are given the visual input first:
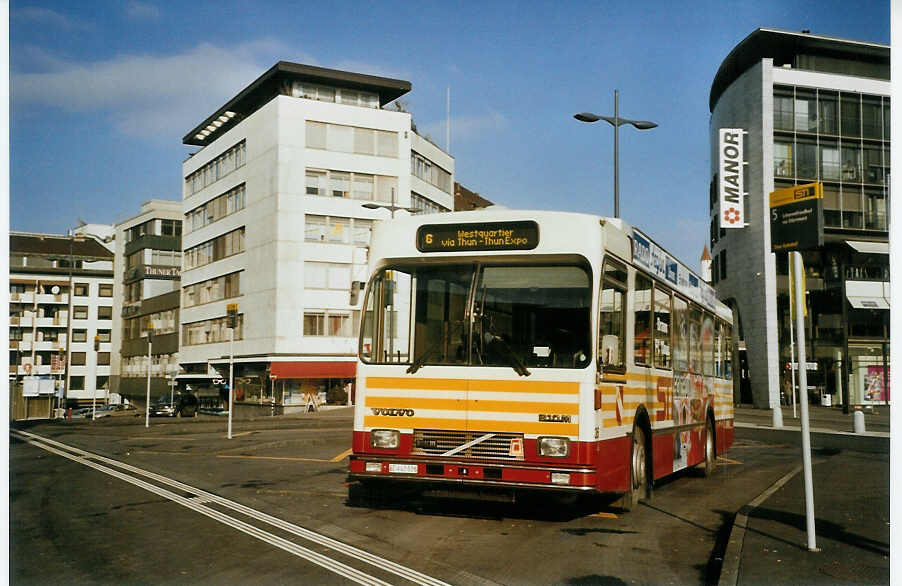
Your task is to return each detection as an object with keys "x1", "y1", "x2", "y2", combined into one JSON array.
[
  {"x1": 228, "y1": 326, "x2": 234, "y2": 440},
  {"x1": 145, "y1": 329, "x2": 153, "y2": 428}
]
